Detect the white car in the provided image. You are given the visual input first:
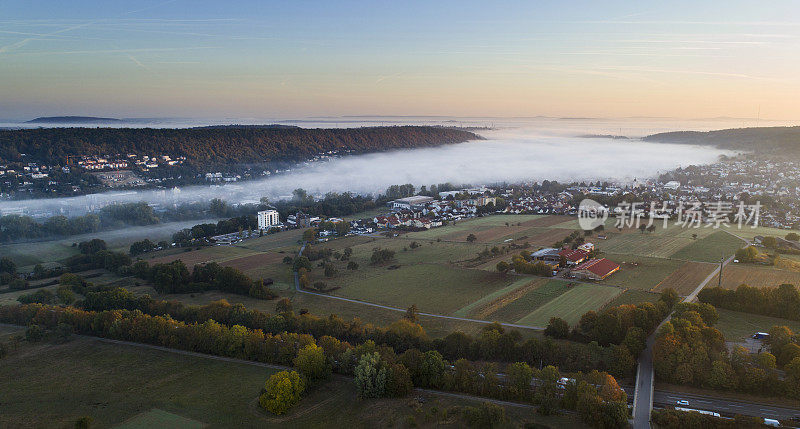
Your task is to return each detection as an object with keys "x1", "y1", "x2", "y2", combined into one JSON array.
[{"x1": 676, "y1": 400, "x2": 690, "y2": 406}]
